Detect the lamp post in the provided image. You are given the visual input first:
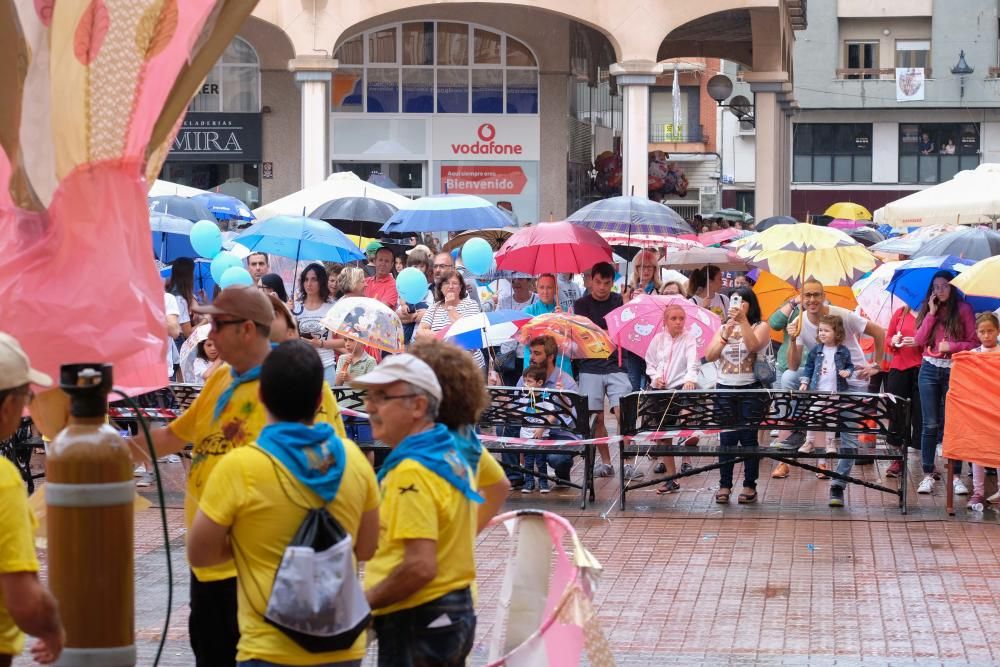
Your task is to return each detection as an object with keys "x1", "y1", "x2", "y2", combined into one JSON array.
[{"x1": 951, "y1": 50, "x2": 974, "y2": 100}]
